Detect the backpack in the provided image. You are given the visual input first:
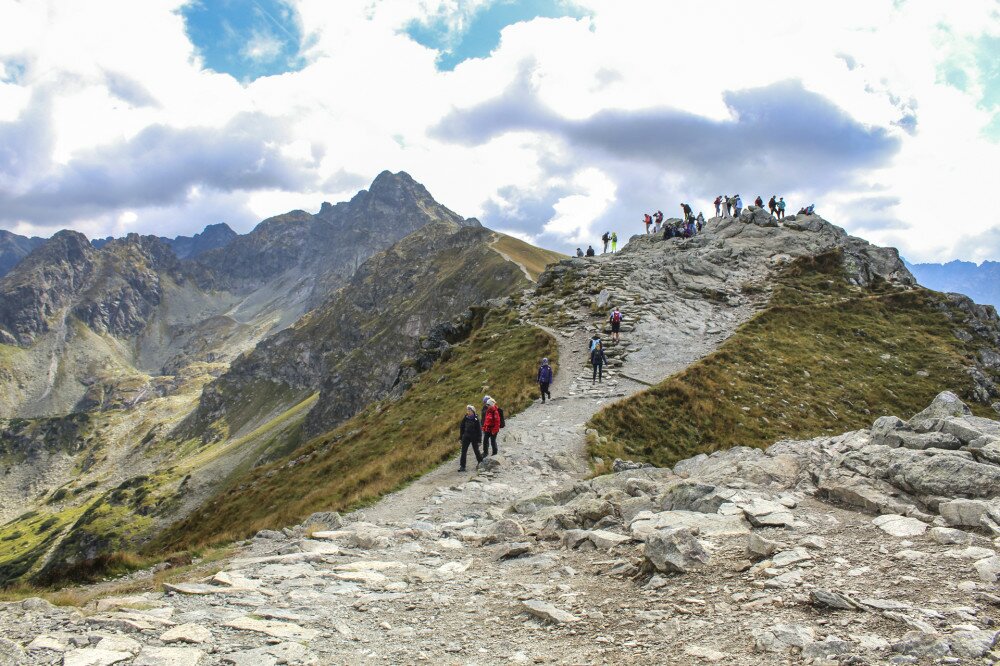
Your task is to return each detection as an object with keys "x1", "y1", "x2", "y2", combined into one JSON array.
[
  {"x1": 611, "y1": 311, "x2": 622, "y2": 324},
  {"x1": 497, "y1": 407, "x2": 505, "y2": 429}
]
